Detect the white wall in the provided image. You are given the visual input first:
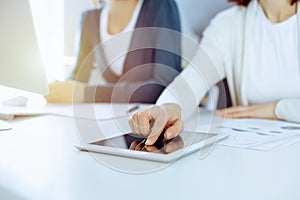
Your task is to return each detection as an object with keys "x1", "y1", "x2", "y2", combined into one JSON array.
[
  {"x1": 175, "y1": 0, "x2": 232, "y2": 40},
  {"x1": 64, "y1": 0, "x2": 94, "y2": 57}
]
